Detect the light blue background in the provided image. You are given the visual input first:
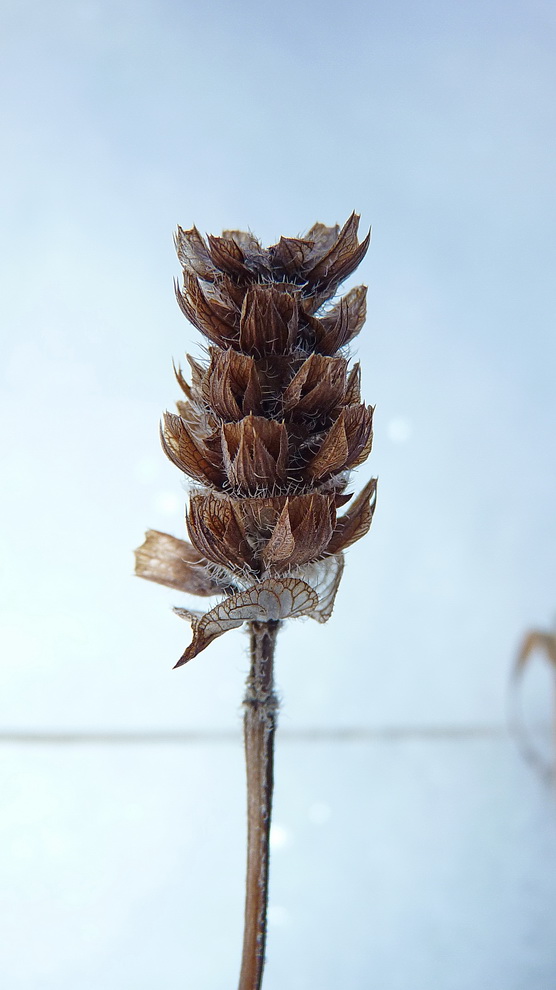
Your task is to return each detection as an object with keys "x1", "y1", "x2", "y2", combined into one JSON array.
[{"x1": 1, "y1": 1, "x2": 555, "y2": 986}]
